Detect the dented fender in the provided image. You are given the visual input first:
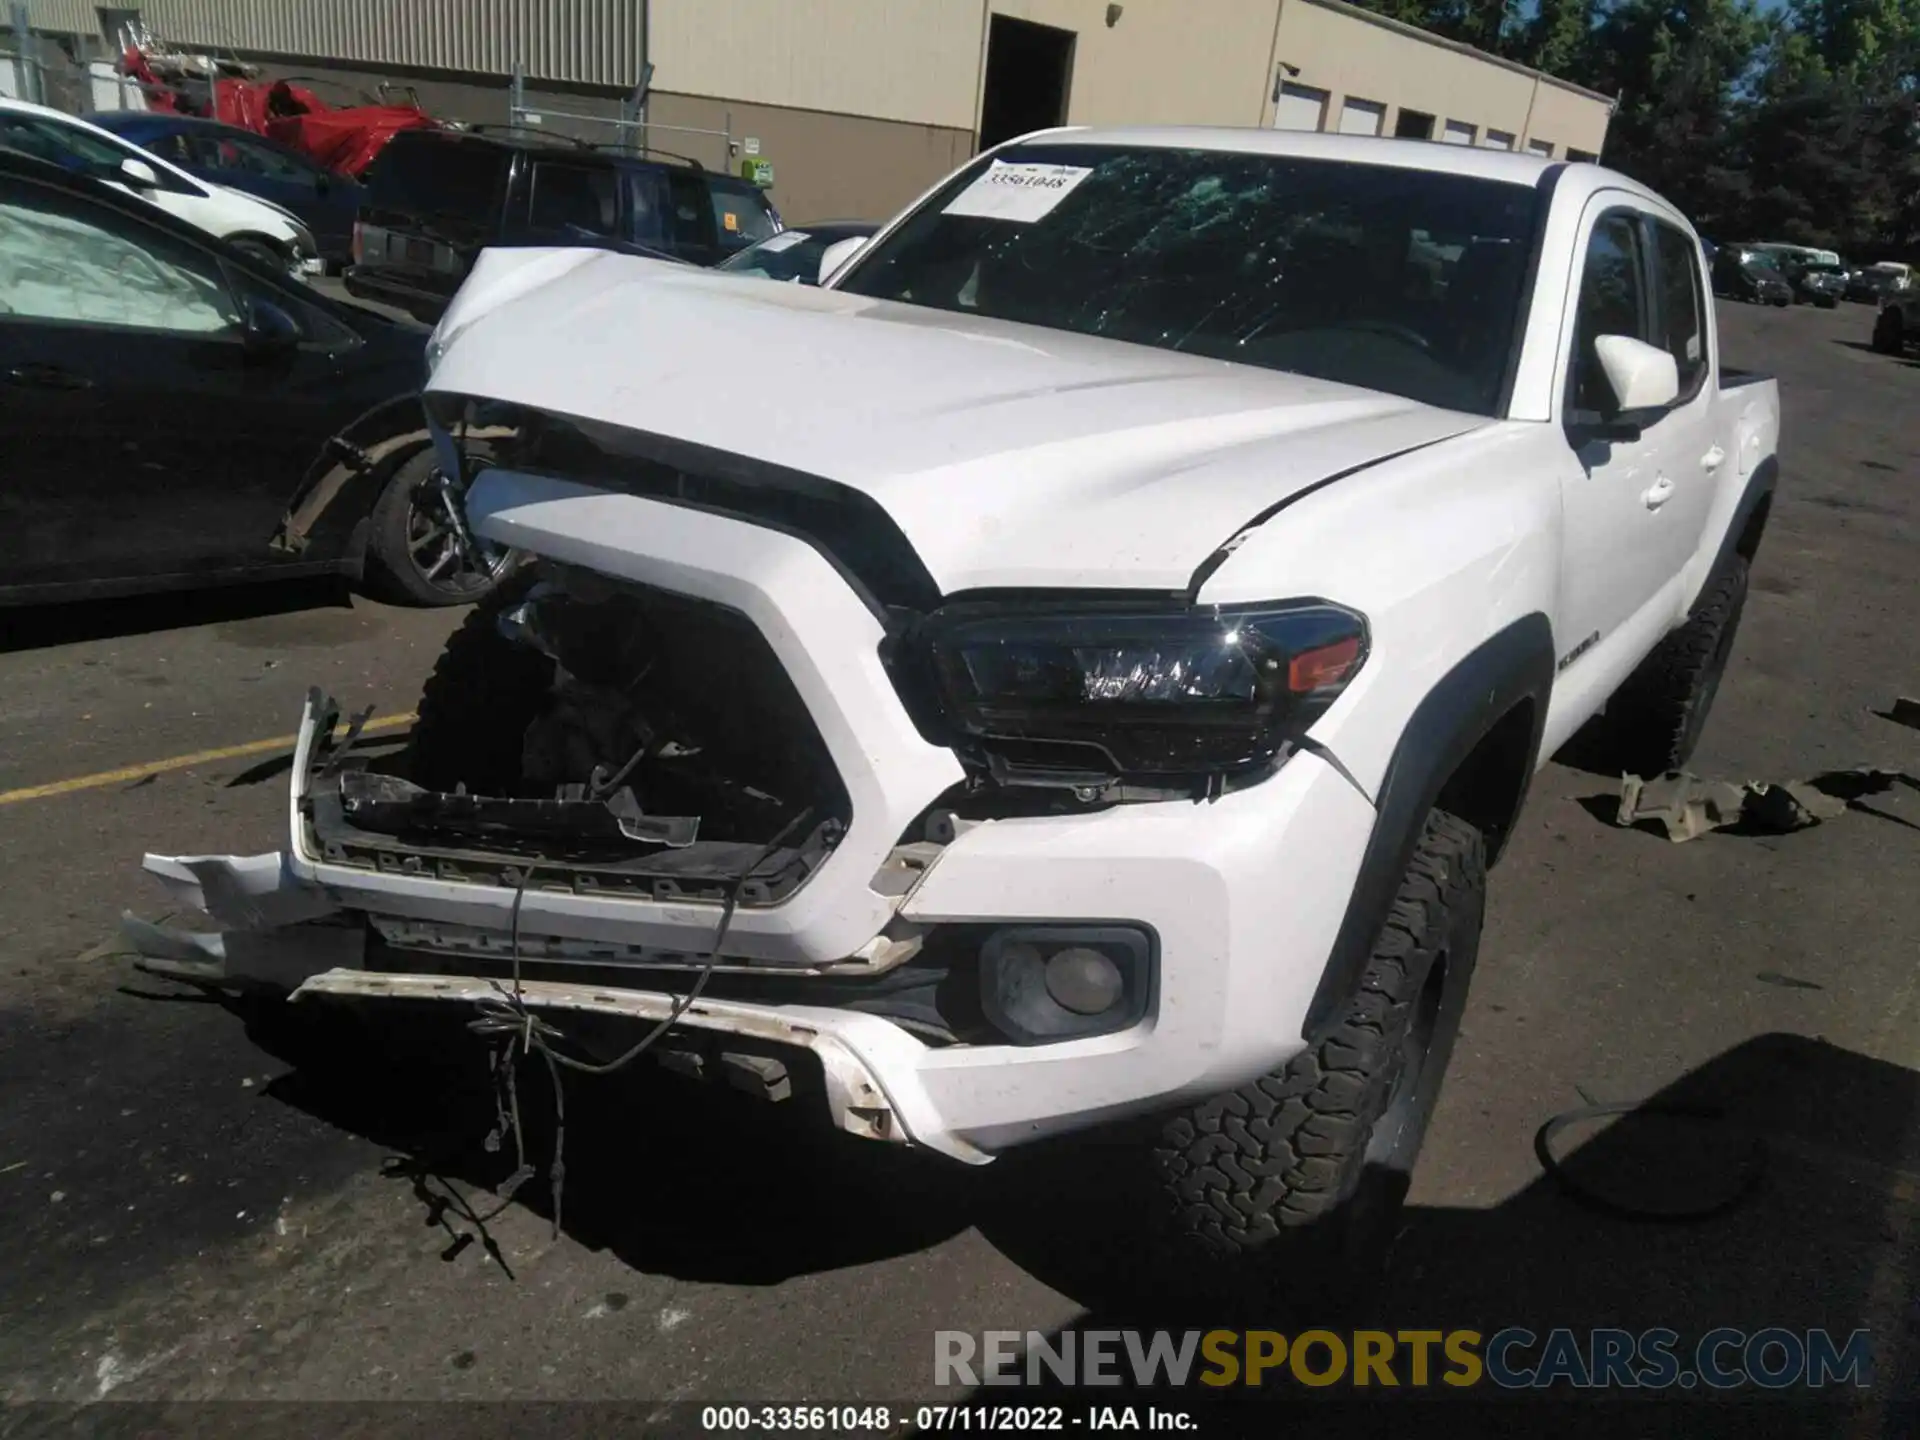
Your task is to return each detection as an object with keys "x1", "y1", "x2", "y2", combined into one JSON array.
[{"x1": 271, "y1": 396, "x2": 431, "y2": 556}]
